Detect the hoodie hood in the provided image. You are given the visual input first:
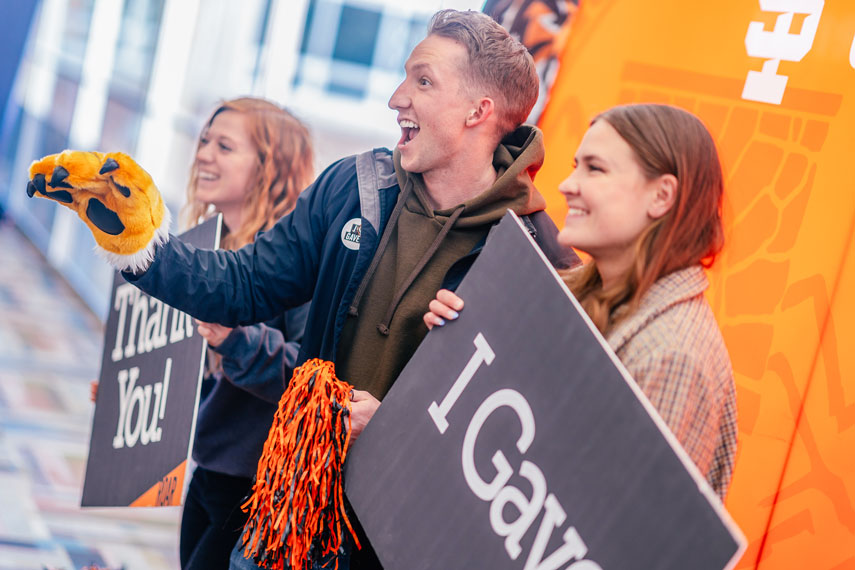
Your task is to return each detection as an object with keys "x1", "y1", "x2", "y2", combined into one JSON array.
[
  {"x1": 336, "y1": 124, "x2": 550, "y2": 399},
  {"x1": 393, "y1": 124, "x2": 548, "y2": 228}
]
